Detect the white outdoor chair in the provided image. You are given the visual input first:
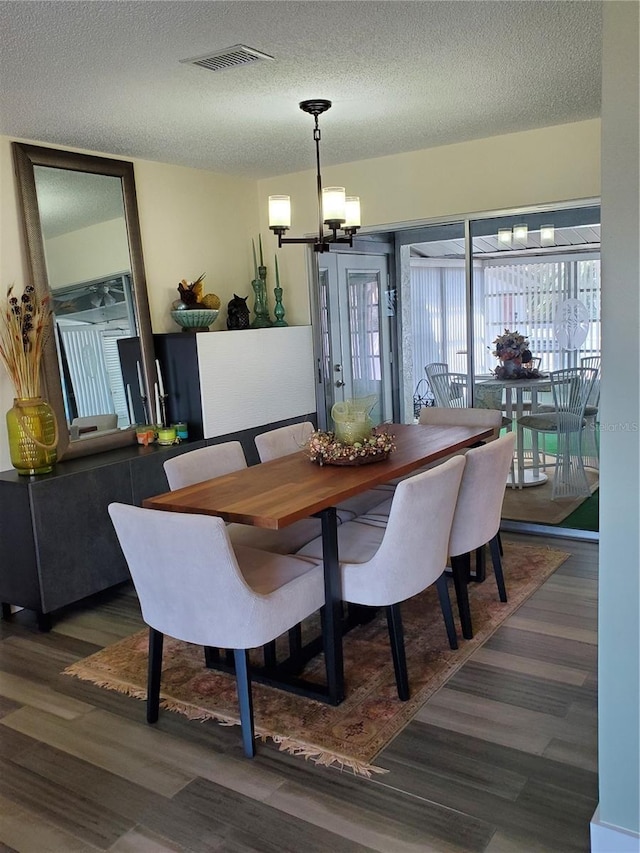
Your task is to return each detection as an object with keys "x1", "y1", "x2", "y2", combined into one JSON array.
[
  {"x1": 298, "y1": 456, "x2": 466, "y2": 700},
  {"x1": 428, "y1": 370, "x2": 470, "y2": 408},
  {"x1": 580, "y1": 356, "x2": 601, "y2": 469},
  {"x1": 517, "y1": 367, "x2": 597, "y2": 499},
  {"x1": 164, "y1": 442, "x2": 323, "y2": 554},
  {"x1": 425, "y1": 362, "x2": 450, "y2": 391},
  {"x1": 448, "y1": 433, "x2": 516, "y2": 639},
  {"x1": 108, "y1": 503, "x2": 324, "y2": 758}
]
